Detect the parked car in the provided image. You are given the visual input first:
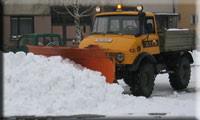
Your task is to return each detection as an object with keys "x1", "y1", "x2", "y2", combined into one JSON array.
[{"x1": 12, "y1": 33, "x2": 63, "y2": 53}]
